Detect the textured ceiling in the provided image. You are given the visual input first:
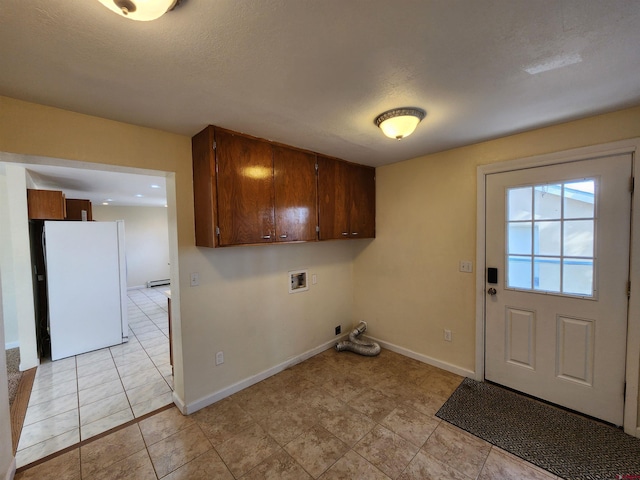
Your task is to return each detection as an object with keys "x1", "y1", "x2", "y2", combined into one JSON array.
[{"x1": 1, "y1": 0, "x2": 640, "y2": 169}]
